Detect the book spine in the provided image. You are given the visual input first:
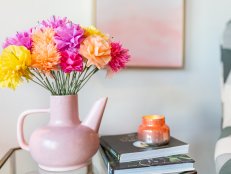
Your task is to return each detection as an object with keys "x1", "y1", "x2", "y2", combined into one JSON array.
[
  {"x1": 100, "y1": 138, "x2": 121, "y2": 161},
  {"x1": 180, "y1": 171, "x2": 197, "y2": 174},
  {"x1": 108, "y1": 164, "x2": 114, "y2": 174},
  {"x1": 99, "y1": 147, "x2": 114, "y2": 174}
]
